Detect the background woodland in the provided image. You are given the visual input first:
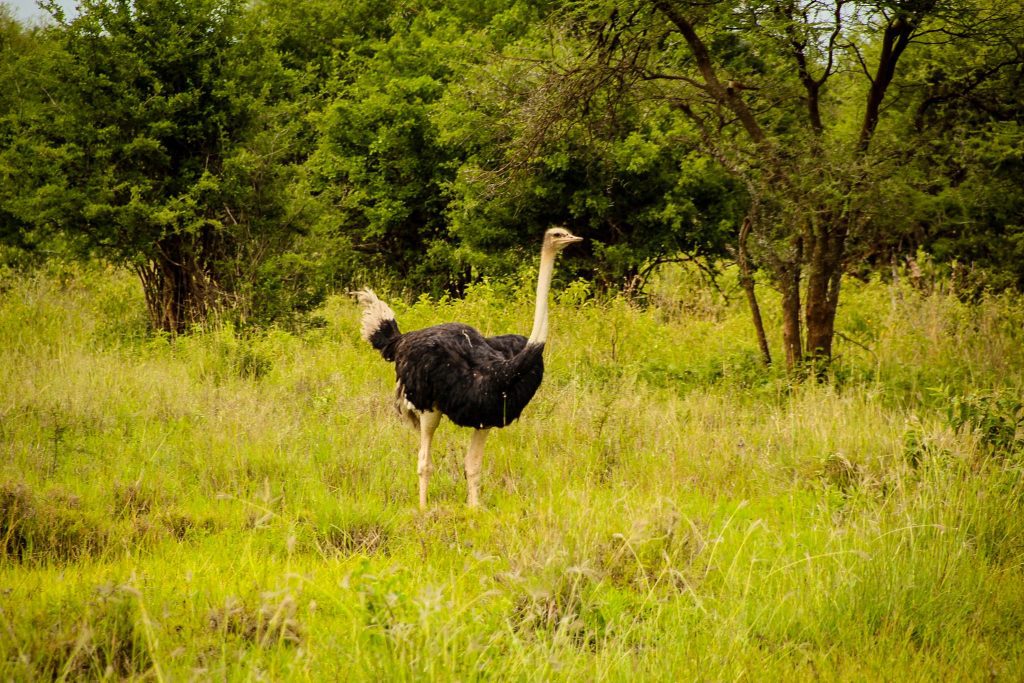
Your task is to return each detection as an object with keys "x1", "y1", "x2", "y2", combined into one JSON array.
[
  {"x1": 2, "y1": 0, "x2": 1022, "y2": 370},
  {"x1": 2, "y1": 2, "x2": 1024, "y2": 679}
]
